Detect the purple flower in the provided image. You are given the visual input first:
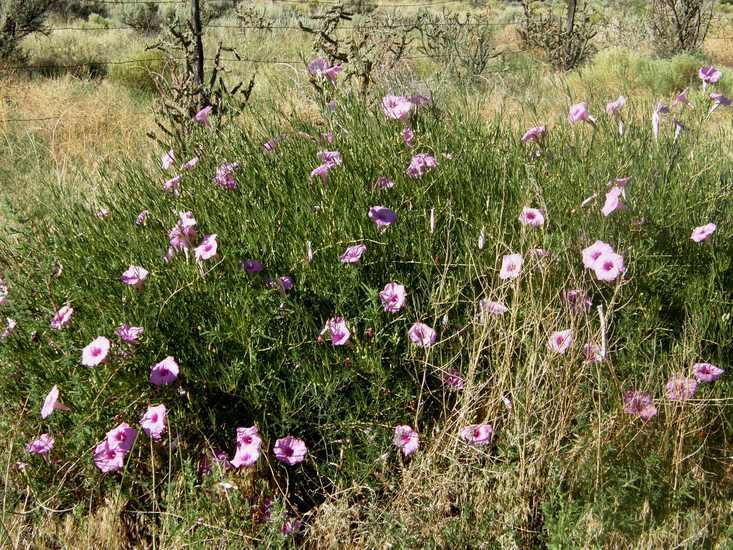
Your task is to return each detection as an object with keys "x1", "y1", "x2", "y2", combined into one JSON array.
[
  {"x1": 402, "y1": 127, "x2": 414, "y2": 147},
  {"x1": 606, "y1": 95, "x2": 626, "y2": 115},
  {"x1": 673, "y1": 88, "x2": 690, "y2": 107},
  {"x1": 81, "y1": 336, "x2": 110, "y2": 367},
  {"x1": 623, "y1": 390, "x2": 657, "y2": 421},
  {"x1": 406, "y1": 153, "x2": 437, "y2": 178},
  {"x1": 368, "y1": 206, "x2": 397, "y2": 228},
  {"x1": 548, "y1": 329, "x2": 573, "y2": 354},
  {"x1": 41, "y1": 385, "x2": 68, "y2": 419},
  {"x1": 278, "y1": 276, "x2": 294, "y2": 291},
  {"x1": 393, "y1": 425, "x2": 419, "y2": 456},
  {"x1": 583, "y1": 343, "x2": 605, "y2": 364},
  {"x1": 562, "y1": 289, "x2": 592, "y2": 313},
  {"x1": 181, "y1": 157, "x2": 199, "y2": 171},
  {"x1": 379, "y1": 282, "x2": 406, "y2": 313},
  {"x1": 0, "y1": 318, "x2": 16, "y2": 341},
  {"x1": 135, "y1": 210, "x2": 149, "y2": 226},
  {"x1": 460, "y1": 424, "x2": 493, "y2": 446},
  {"x1": 163, "y1": 175, "x2": 181, "y2": 194},
  {"x1": 194, "y1": 234, "x2": 218, "y2": 261},
  {"x1": 375, "y1": 176, "x2": 395, "y2": 189},
  {"x1": 340, "y1": 244, "x2": 367, "y2": 264},
  {"x1": 317, "y1": 150, "x2": 342, "y2": 167},
  {"x1": 521, "y1": 126, "x2": 545, "y2": 144},
  {"x1": 121, "y1": 265, "x2": 148, "y2": 290},
  {"x1": 308, "y1": 58, "x2": 341, "y2": 83},
  {"x1": 106, "y1": 422, "x2": 137, "y2": 453},
  {"x1": 441, "y1": 368, "x2": 465, "y2": 390},
  {"x1": 231, "y1": 426, "x2": 262, "y2": 468},
  {"x1": 213, "y1": 162, "x2": 239, "y2": 190},
  {"x1": 499, "y1": 254, "x2": 523, "y2": 280},
  {"x1": 480, "y1": 299, "x2": 508, "y2": 317},
  {"x1": 161, "y1": 149, "x2": 175, "y2": 170},
  {"x1": 323, "y1": 316, "x2": 350, "y2": 346},
  {"x1": 194, "y1": 105, "x2": 212, "y2": 126},
  {"x1": 140, "y1": 404, "x2": 167, "y2": 440},
  {"x1": 601, "y1": 186, "x2": 624, "y2": 217},
  {"x1": 382, "y1": 95, "x2": 413, "y2": 121},
  {"x1": 93, "y1": 440, "x2": 125, "y2": 473},
  {"x1": 691, "y1": 223, "x2": 716, "y2": 243},
  {"x1": 26, "y1": 434, "x2": 54, "y2": 455},
  {"x1": 310, "y1": 164, "x2": 331, "y2": 185},
  {"x1": 665, "y1": 375, "x2": 698, "y2": 401},
  {"x1": 692, "y1": 362, "x2": 723, "y2": 383},
  {"x1": 699, "y1": 65, "x2": 722, "y2": 90},
  {"x1": 115, "y1": 324, "x2": 144, "y2": 343},
  {"x1": 273, "y1": 436, "x2": 308, "y2": 465},
  {"x1": 150, "y1": 356, "x2": 179, "y2": 386},
  {"x1": 568, "y1": 102, "x2": 596, "y2": 125},
  {"x1": 241, "y1": 259, "x2": 263, "y2": 273},
  {"x1": 518, "y1": 207, "x2": 545, "y2": 227},
  {"x1": 709, "y1": 92, "x2": 732, "y2": 114},
  {"x1": 408, "y1": 322, "x2": 436, "y2": 348},
  {"x1": 50, "y1": 304, "x2": 73, "y2": 330},
  {"x1": 581, "y1": 240, "x2": 613, "y2": 269}
]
